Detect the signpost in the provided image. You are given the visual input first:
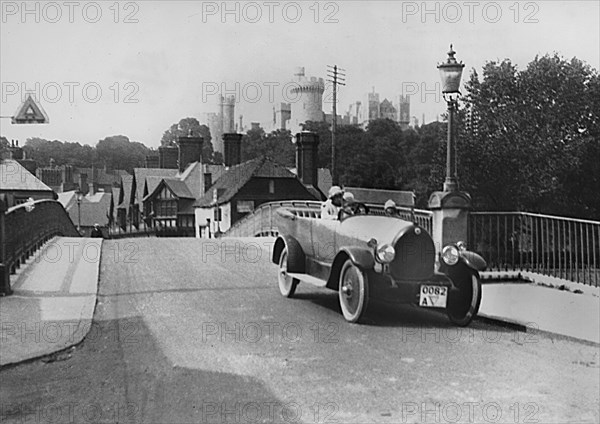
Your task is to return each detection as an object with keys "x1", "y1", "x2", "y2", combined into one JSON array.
[{"x1": 9, "y1": 94, "x2": 49, "y2": 124}]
